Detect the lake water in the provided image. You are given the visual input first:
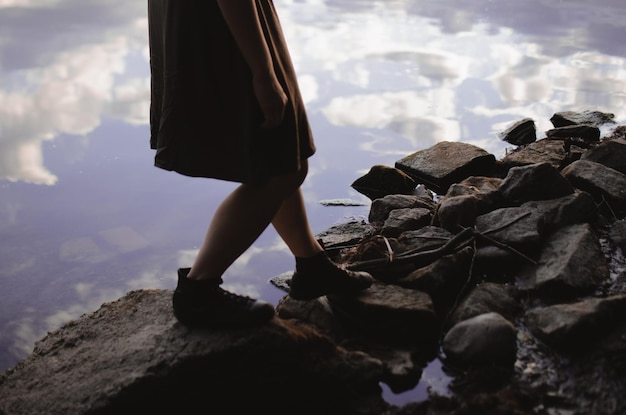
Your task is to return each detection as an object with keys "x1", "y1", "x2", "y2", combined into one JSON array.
[{"x1": 1, "y1": 0, "x2": 625, "y2": 404}]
